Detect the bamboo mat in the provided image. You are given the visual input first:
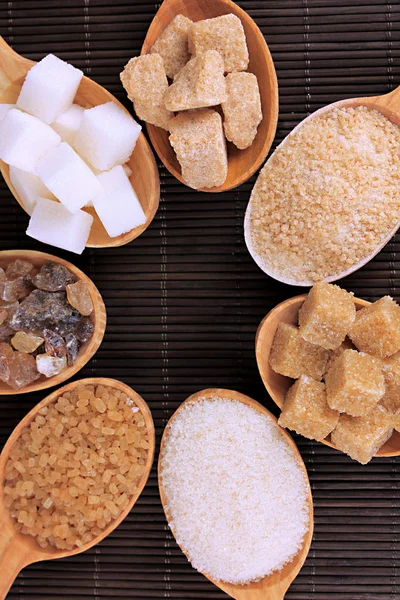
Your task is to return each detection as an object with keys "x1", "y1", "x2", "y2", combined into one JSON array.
[{"x1": 0, "y1": 0, "x2": 399, "y2": 598}]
